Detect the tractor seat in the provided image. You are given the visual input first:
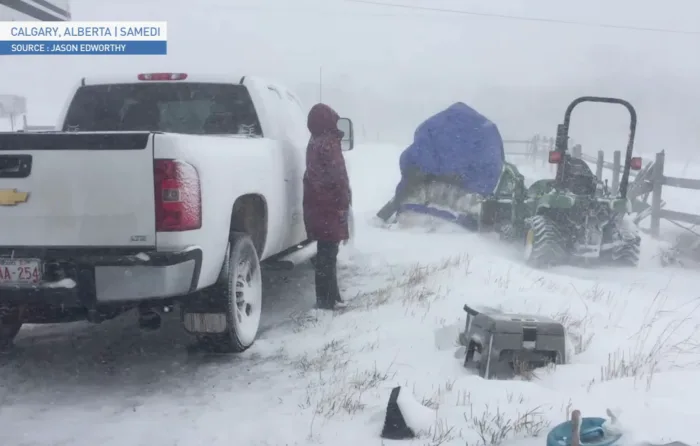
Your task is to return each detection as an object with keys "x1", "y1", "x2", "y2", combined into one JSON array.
[{"x1": 560, "y1": 156, "x2": 597, "y2": 195}]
